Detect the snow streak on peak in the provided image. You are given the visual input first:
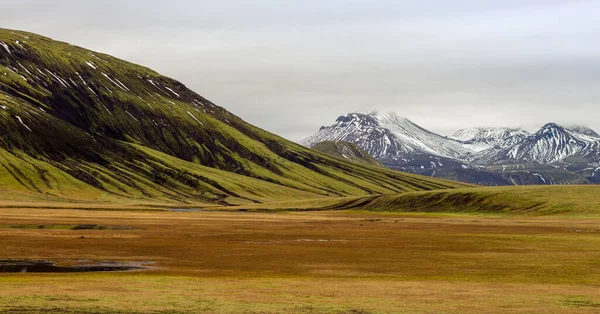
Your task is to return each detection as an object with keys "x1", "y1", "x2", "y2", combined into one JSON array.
[
  {"x1": 452, "y1": 127, "x2": 529, "y2": 142},
  {"x1": 568, "y1": 125, "x2": 600, "y2": 139},
  {"x1": 302, "y1": 112, "x2": 469, "y2": 160},
  {"x1": 452, "y1": 127, "x2": 530, "y2": 152},
  {"x1": 479, "y1": 122, "x2": 600, "y2": 164},
  {"x1": 303, "y1": 112, "x2": 600, "y2": 167}
]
